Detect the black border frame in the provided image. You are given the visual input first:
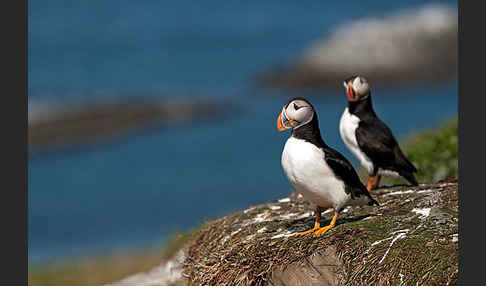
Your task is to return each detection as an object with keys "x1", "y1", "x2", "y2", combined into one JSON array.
[
  {"x1": 2, "y1": 0, "x2": 28, "y2": 284},
  {"x1": 458, "y1": 0, "x2": 482, "y2": 284}
]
